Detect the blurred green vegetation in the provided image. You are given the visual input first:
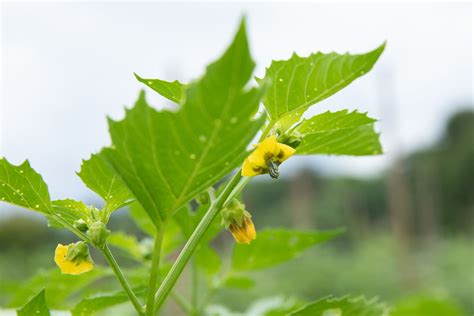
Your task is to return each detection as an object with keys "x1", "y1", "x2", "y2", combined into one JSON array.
[{"x1": 0, "y1": 109, "x2": 473, "y2": 314}]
